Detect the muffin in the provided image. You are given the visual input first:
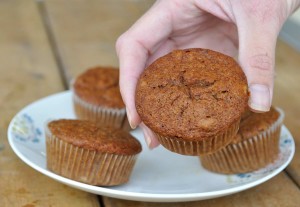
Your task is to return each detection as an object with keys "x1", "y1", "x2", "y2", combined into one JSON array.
[
  {"x1": 72, "y1": 66, "x2": 130, "y2": 130},
  {"x1": 200, "y1": 107, "x2": 284, "y2": 174},
  {"x1": 45, "y1": 119, "x2": 142, "y2": 186},
  {"x1": 136, "y1": 48, "x2": 248, "y2": 155}
]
